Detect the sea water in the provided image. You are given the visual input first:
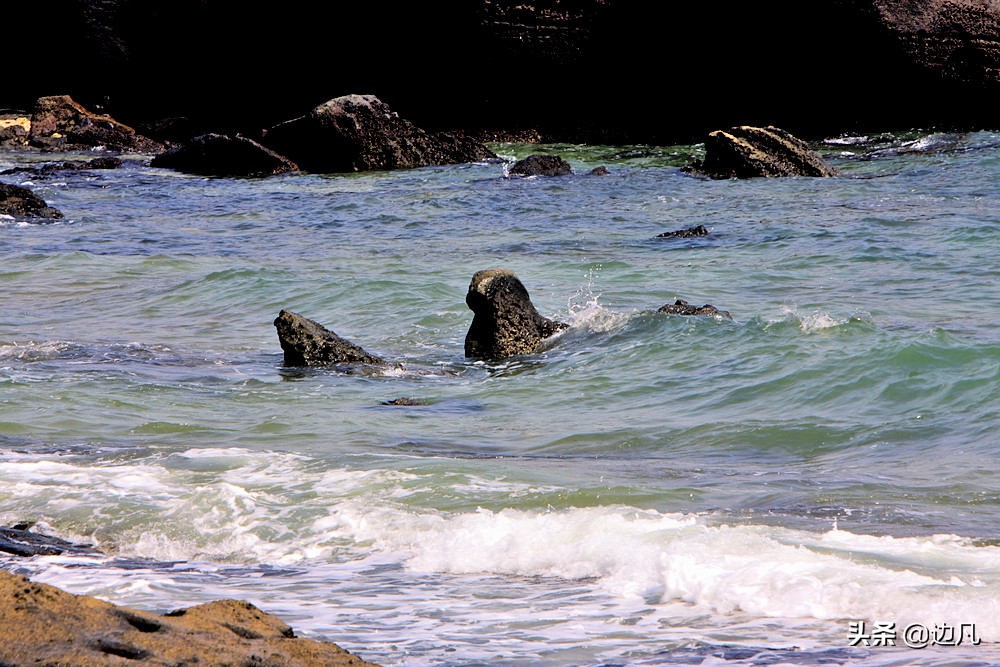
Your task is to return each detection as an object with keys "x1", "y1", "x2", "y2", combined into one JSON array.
[{"x1": 1, "y1": 133, "x2": 999, "y2": 666}]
